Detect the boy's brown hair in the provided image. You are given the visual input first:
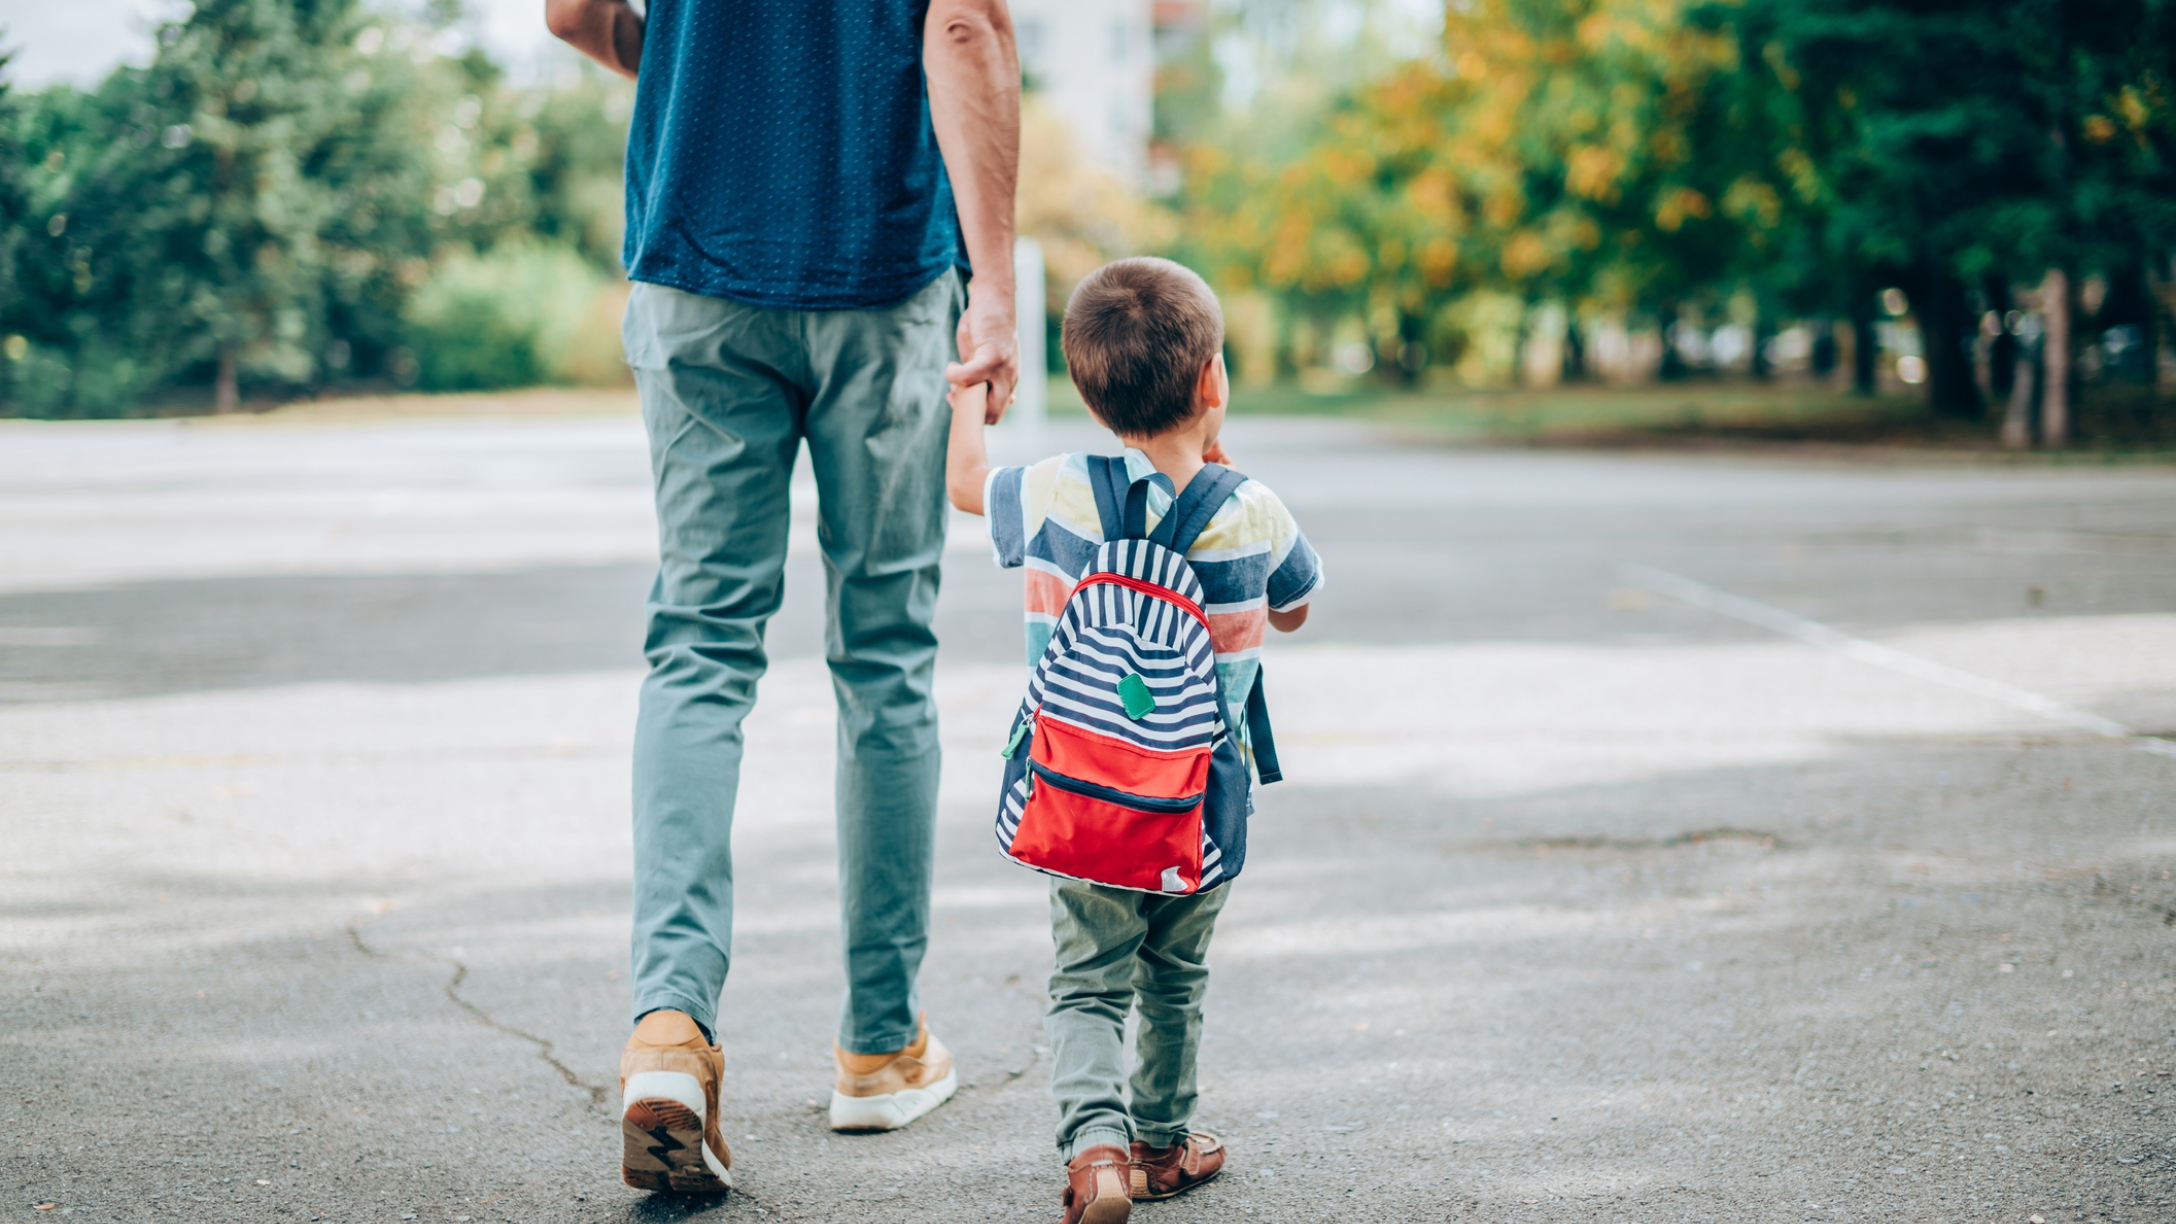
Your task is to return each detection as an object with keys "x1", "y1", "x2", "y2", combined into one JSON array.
[{"x1": 1060, "y1": 257, "x2": 1224, "y2": 437}]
